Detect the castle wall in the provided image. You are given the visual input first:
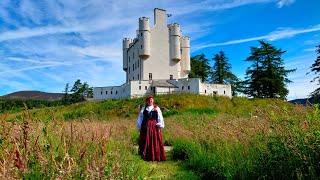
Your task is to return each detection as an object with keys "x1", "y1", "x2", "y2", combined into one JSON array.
[{"x1": 93, "y1": 8, "x2": 233, "y2": 100}]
